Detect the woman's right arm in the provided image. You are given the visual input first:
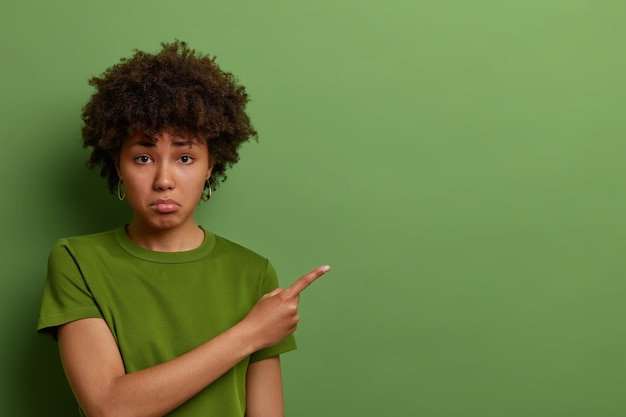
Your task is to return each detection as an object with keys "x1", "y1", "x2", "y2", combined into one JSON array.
[{"x1": 58, "y1": 265, "x2": 328, "y2": 417}]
